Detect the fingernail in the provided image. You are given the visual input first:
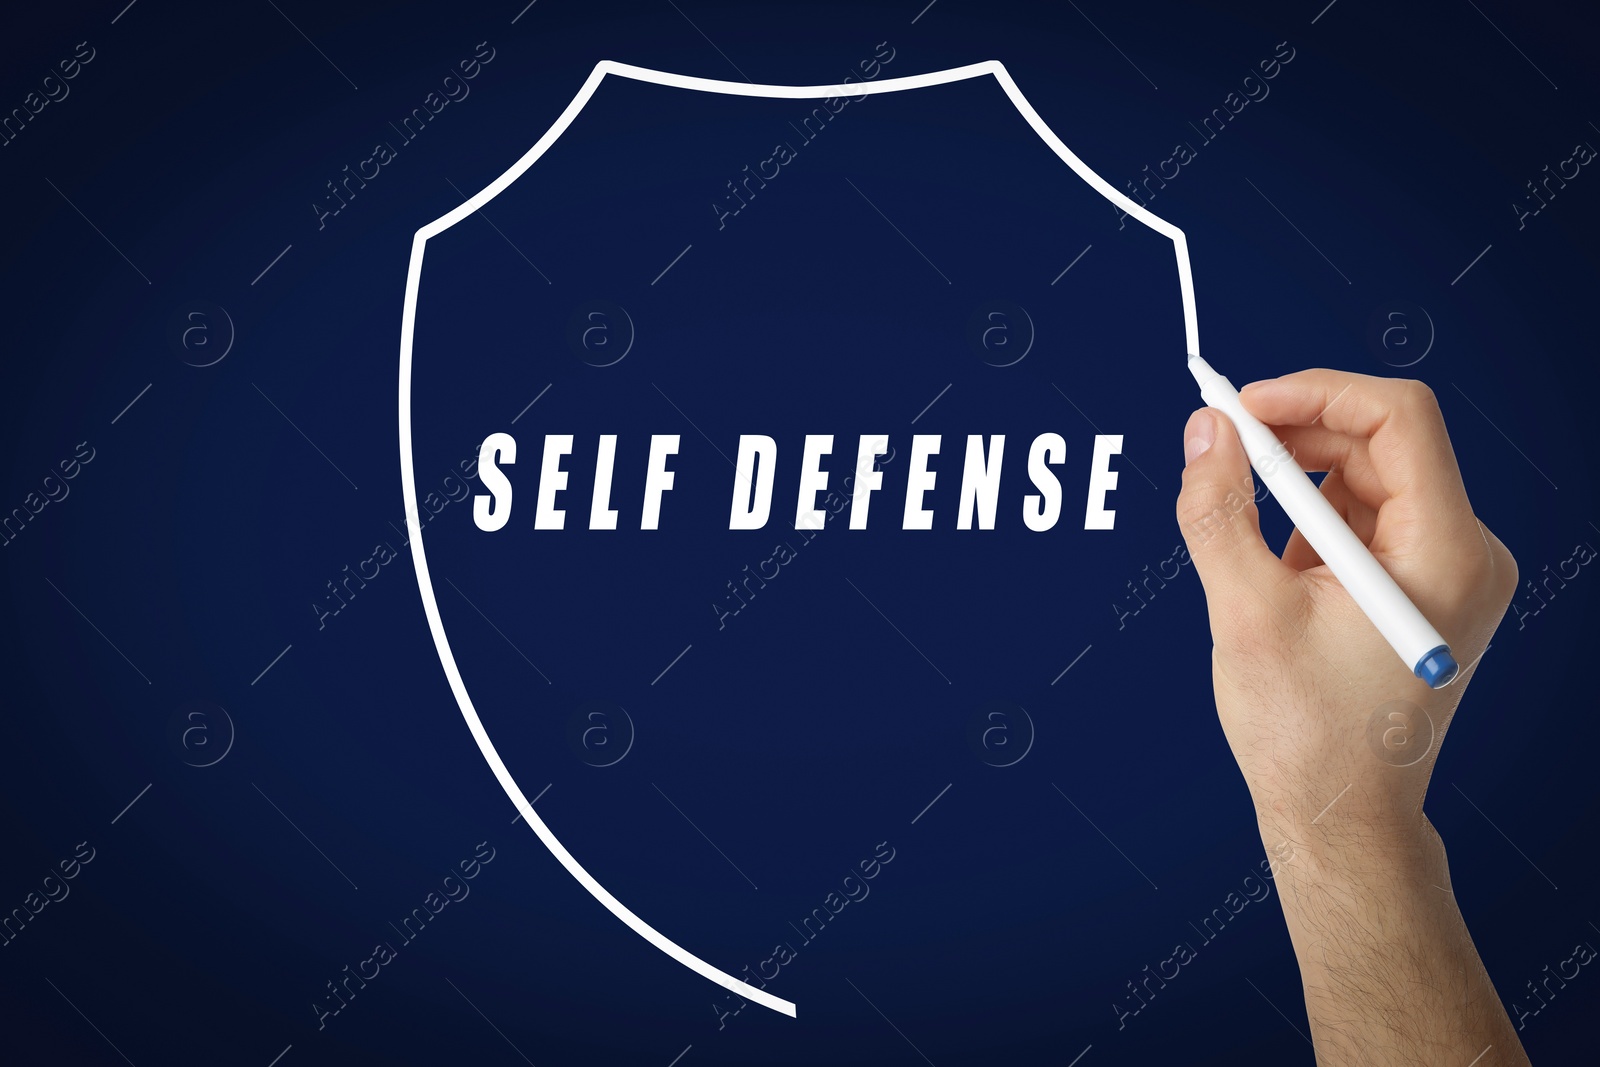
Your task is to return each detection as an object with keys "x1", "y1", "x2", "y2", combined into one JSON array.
[{"x1": 1184, "y1": 409, "x2": 1215, "y2": 465}]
